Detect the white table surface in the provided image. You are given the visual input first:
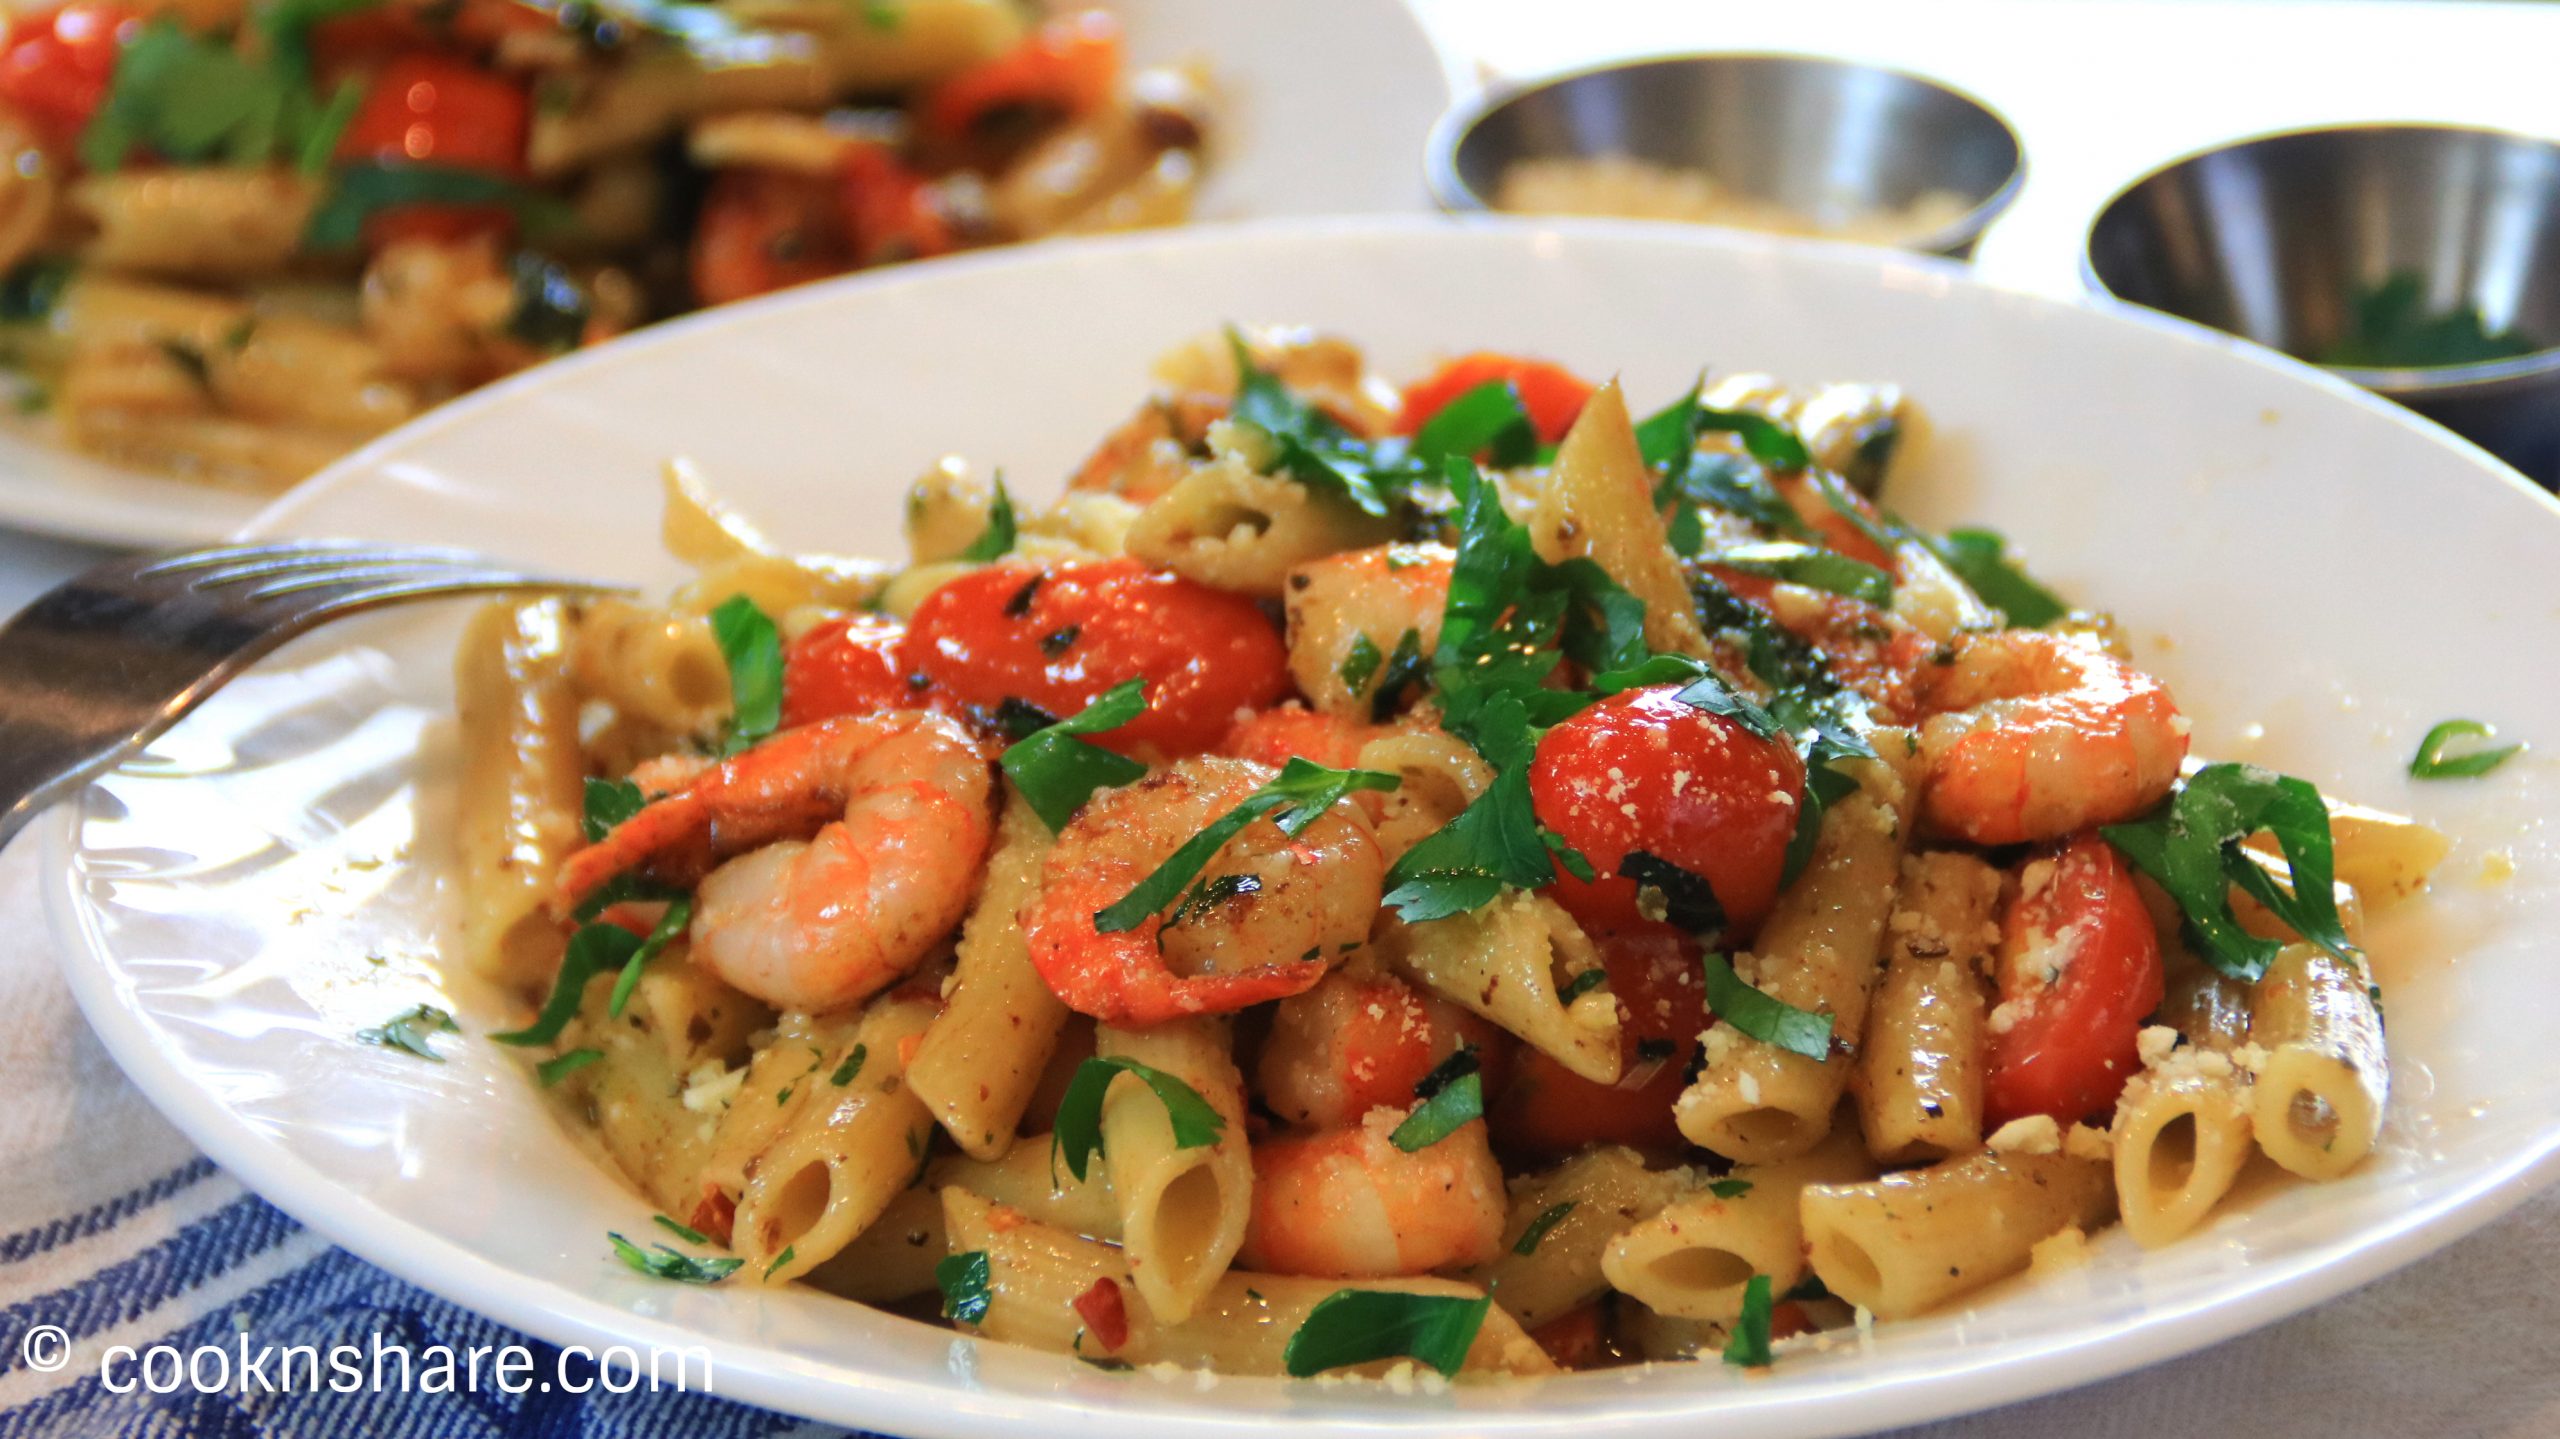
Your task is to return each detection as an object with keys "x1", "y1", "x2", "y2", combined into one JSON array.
[{"x1": 3, "y1": 5, "x2": 2557, "y2": 1435}]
